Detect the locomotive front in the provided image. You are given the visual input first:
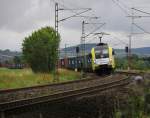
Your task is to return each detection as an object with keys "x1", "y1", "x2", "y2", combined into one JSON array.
[{"x1": 91, "y1": 43, "x2": 115, "y2": 74}]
